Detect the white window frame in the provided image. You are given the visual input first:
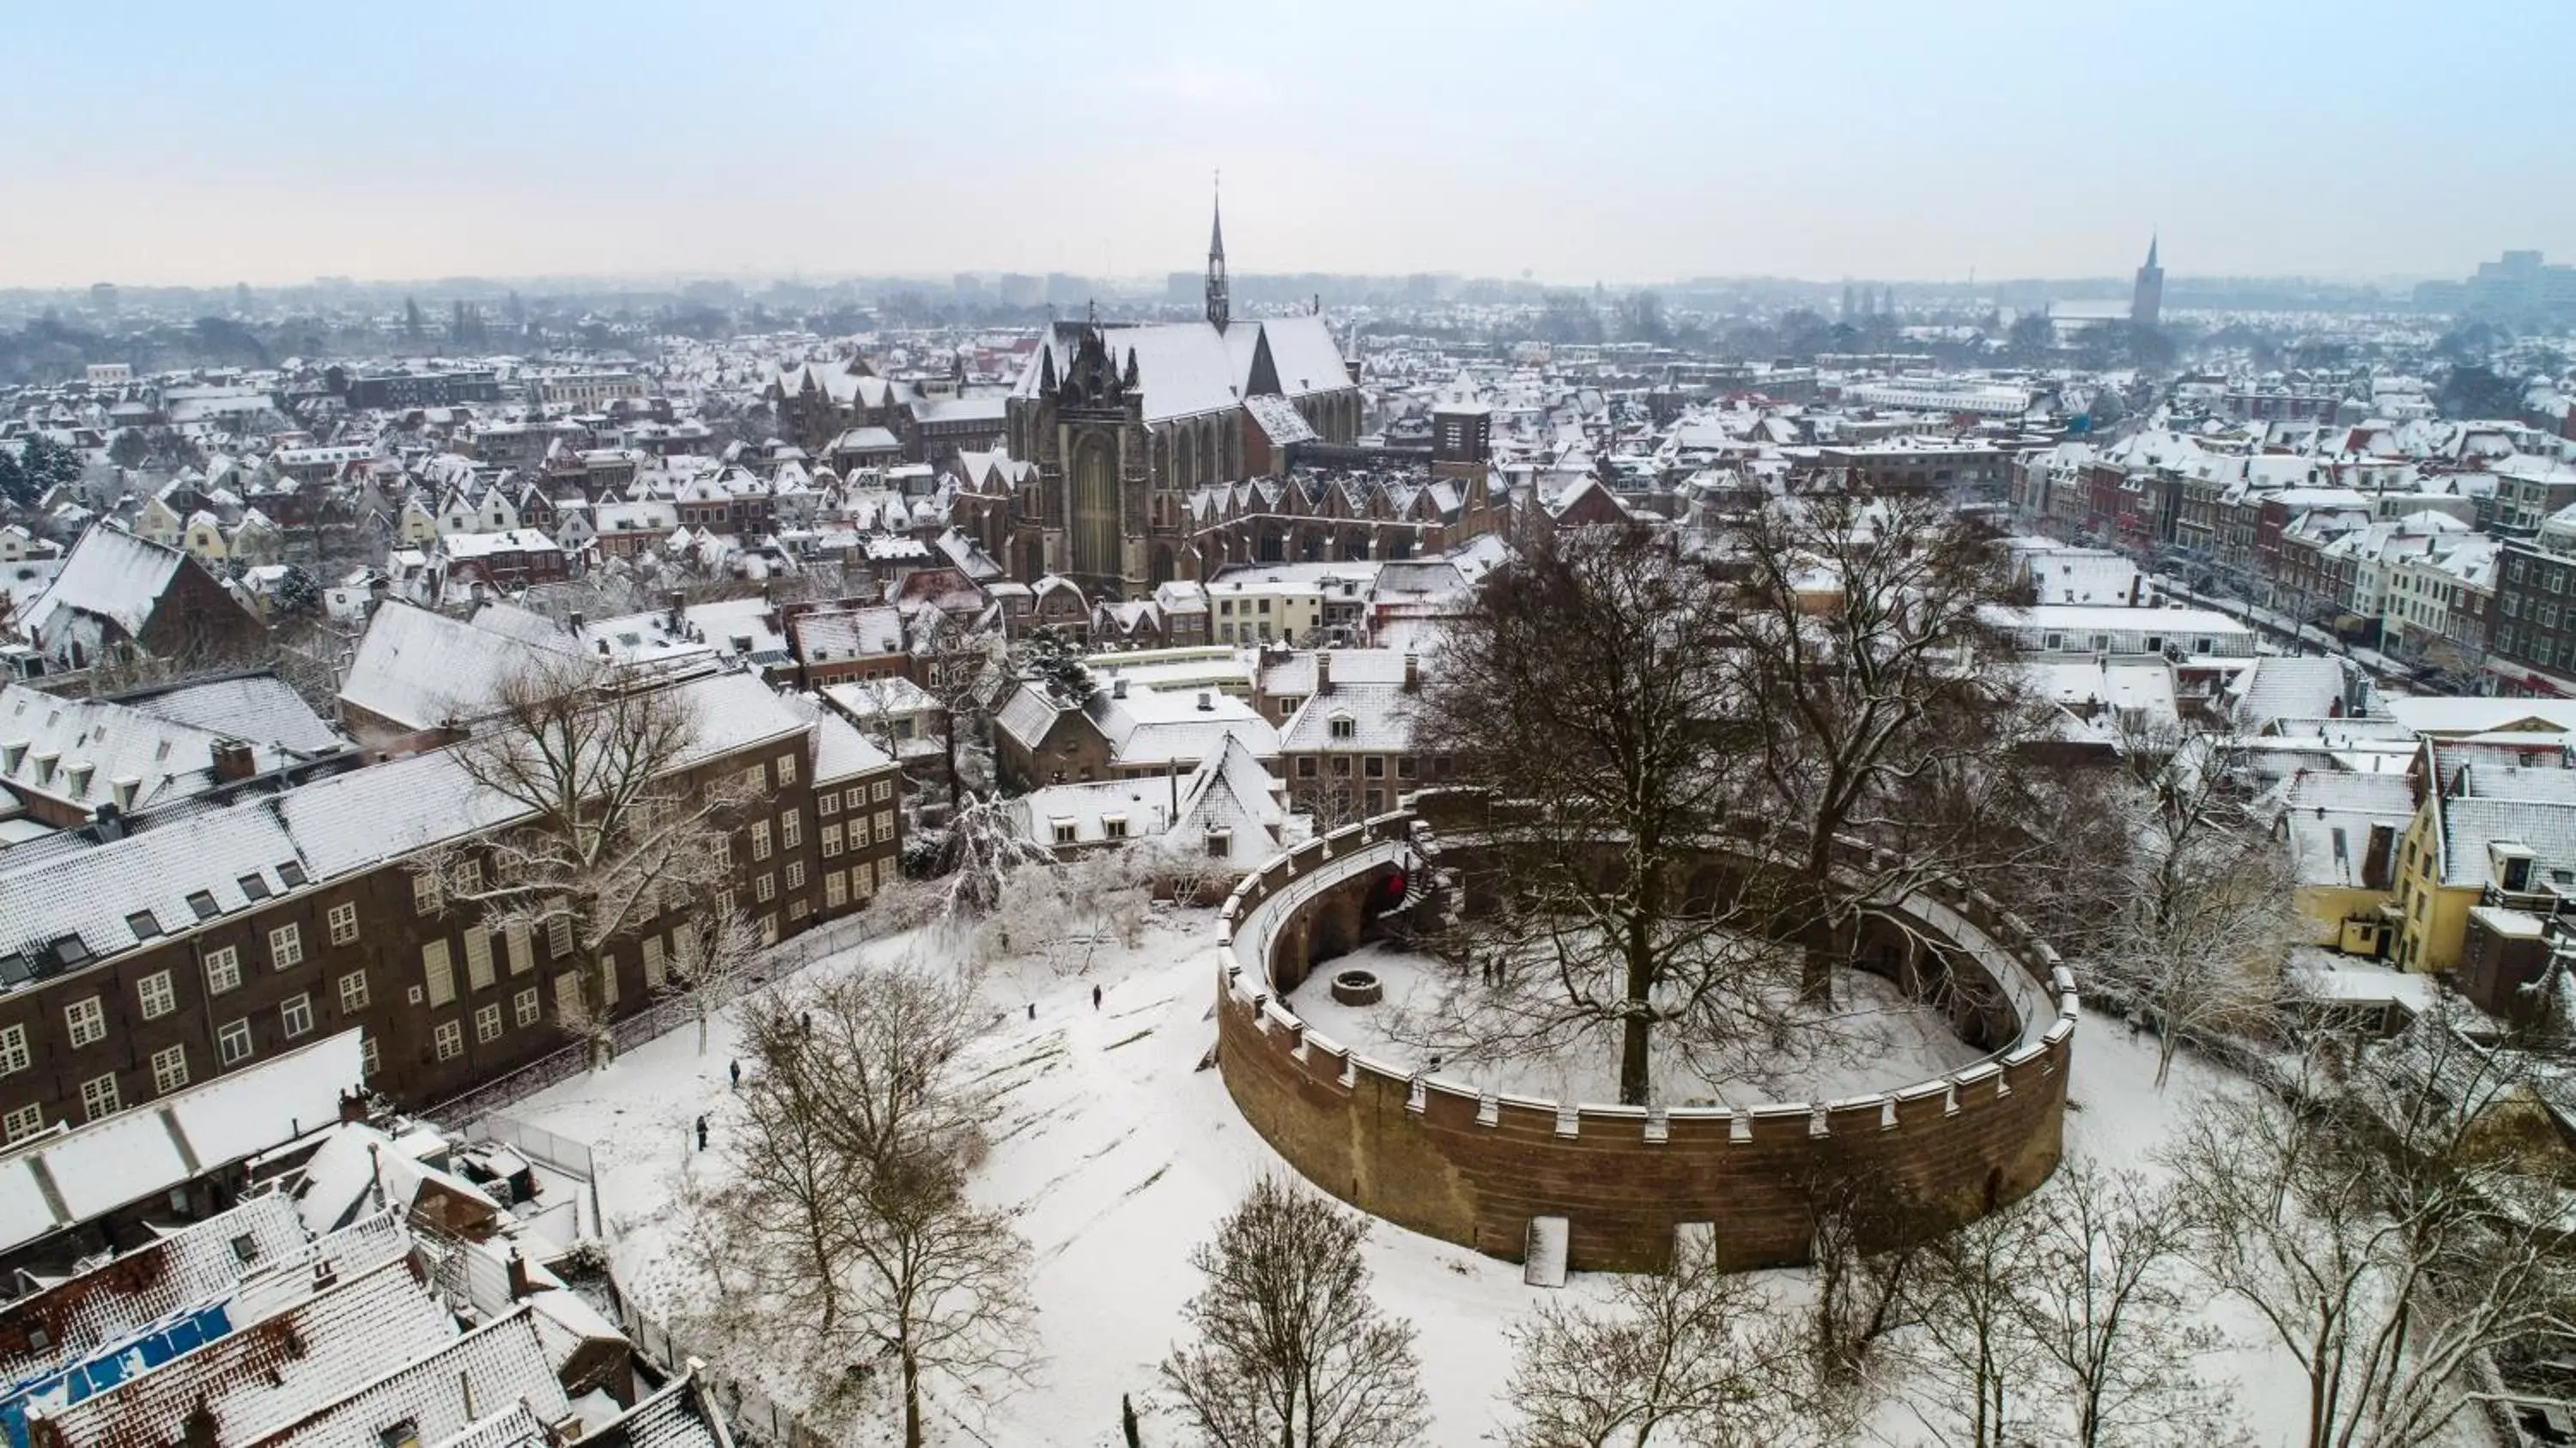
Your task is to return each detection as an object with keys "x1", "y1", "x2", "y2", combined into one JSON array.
[
  {"x1": 79, "y1": 1074, "x2": 118, "y2": 1123},
  {"x1": 434, "y1": 1020, "x2": 464, "y2": 1061},
  {"x1": 3, "y1": 1103, "x2": 45, "y2": 1142},
  {"x1": 64, "y1": 996, "x2": 106, "y2": 1049},
  {"x1": 280, "y1": 993, "x2": 313, "y2": 1039},
  {"x1": 0, "y1": 1025, "x2": 26, "y2": 1076},
  {"x1": 150, "y1": 1044, "x2": 189, "y2": 1095},
  {"x1": 339, "y1": 969, "x2": 370, "y2": 1013},
  {"x1": 204, "y1": 946, "x2": 242, "y2": 995},
  {"x1": 514, "y1": 986, "x2": 541, "y2": 1027},
  {"x1": 268, "y1": 922, "x2": 302, "y2": 970},
  {"x1": 475, "y1": 1002, "x2": 503, "y2": 1043},
  {"x1": 217, "y1": 1017, "x2": 253, "y2": 1065},
  {"x1": 328, "y1": 901, "x2": 360, "y2": 946},
  {"x1": 137, "y1": 971, "x2": 176, "y2": 1021}
]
